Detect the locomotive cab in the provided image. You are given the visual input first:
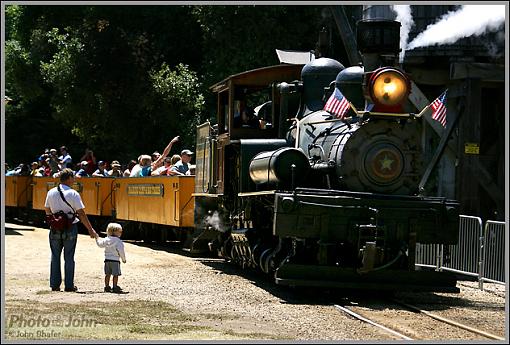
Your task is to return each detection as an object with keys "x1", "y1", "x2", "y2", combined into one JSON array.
[
  {"x1": 191, "y1": 64, "x2": 305, "y2": 252},
  {"x1": 203, "y1": 64, "x2": 304, "y2": 196},
  {"x1": 211, "y1": 64, "x2": 303, "y2": 141}
]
